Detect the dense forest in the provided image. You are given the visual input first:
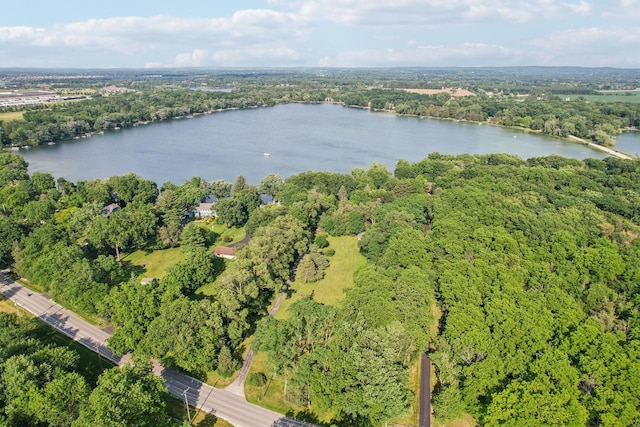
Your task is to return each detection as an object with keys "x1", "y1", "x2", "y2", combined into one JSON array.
[
  {"x1": 0, "y1": 312, "x2": 177, "y2": 426},
  {"x1": 2, "y1": 68, "x2": 640, "y2": 149},
  {"x1": 2, "y1": 148, "x2": 640, "y2": 425}
]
